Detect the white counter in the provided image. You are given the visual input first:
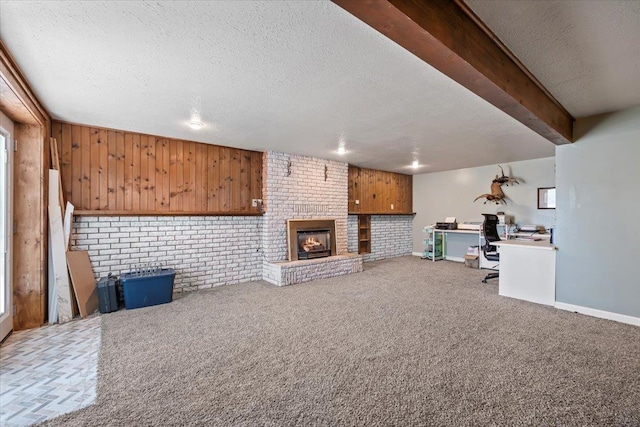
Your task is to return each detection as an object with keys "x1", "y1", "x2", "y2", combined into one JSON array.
[
  {"x1": 494, "y1": 240, "x2": 555, "y2": 250},
  {"x1": 493, "y1": 240, "x2": 556, "y2": 306}
]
